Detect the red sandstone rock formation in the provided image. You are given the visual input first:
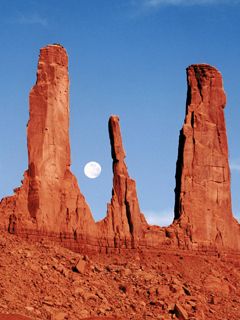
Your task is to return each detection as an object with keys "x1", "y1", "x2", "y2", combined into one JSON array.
[
  {"x1": 174, "y1": 64, "x2": 240, "y2": 250},
  {"x1": 0, "y1": 44, "x2": 96, "y2": 239},
  {"x1": 97, "y1": 116, "x2": 147, "y2": 248},
  {"x1": 0, "y1": 45, "x2": 240, "y2": 254}
]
